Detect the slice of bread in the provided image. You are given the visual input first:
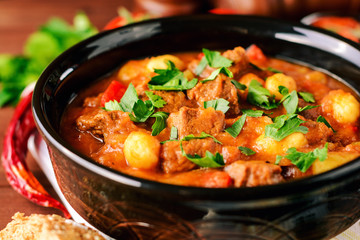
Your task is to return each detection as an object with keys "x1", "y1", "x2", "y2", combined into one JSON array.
[{"x1": 0, "y1": 212, "x2": 106, "y2": 240}]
